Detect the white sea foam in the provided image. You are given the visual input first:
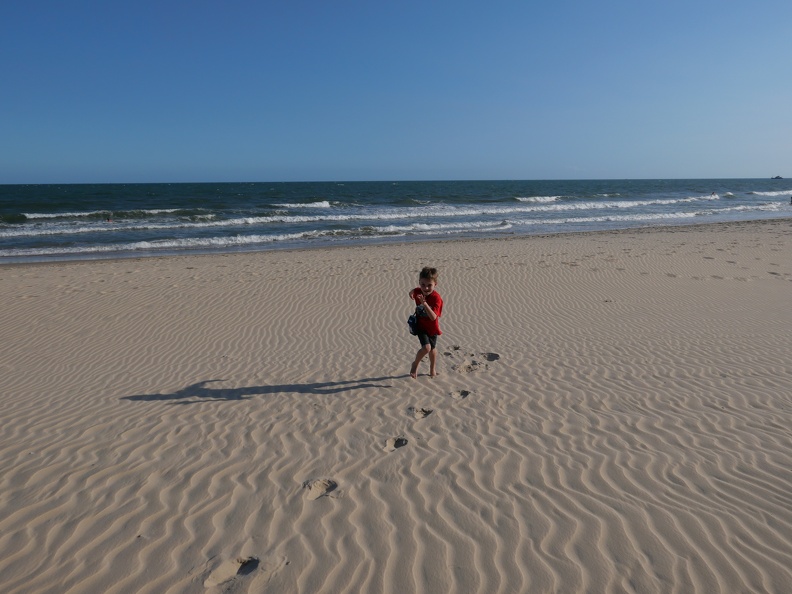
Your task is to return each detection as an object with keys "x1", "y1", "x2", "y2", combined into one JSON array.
[
  {"x1": 710, "y1": 203, "x2": 784, "y2": 214},
  {"x1": 507, "y1": 211, "x2": 704, "y2": 228},
  {"x1": 0, "y1": 212, "x2": 702, "y2": 259},
  {"x1": 0, "y1": 219, "x2": 516, "y2": 258},
  {"x1": 515, "y1": 196, "x2": 560, "y2": 203},
  {"x1": 240, "y1": 195, "x2": 721, "y2": 225},
  {"x1": 373, "y1": 220, "x2": 511, "y2": 234},
  {"x1": 137, "y1": 208, "x2": 183, "y2": 214},
  {"x1": 0, "y1": 221, "x2": 192, "y2": 238},
  {"x1": 0, "y1": 194, "x2": 739, "y2": 239},
  {"x1": 22, "y1": 210, "x2": 111, "y2": 219},
  {"x1": 274, "y1": 201, "x2": 333, "y2": 208},
  {"x1": 0, "y1": 225, "x2": 105, "y2": 238},
  {"x1": 0, "y1": 230, "x2": 337, "y2": 258},
  {"x1": 750, "y1": 190, "x2": 792, "y2": 197},
  {"x1": 23, "y1": 208, "x2": 188, "y2": 219}
]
